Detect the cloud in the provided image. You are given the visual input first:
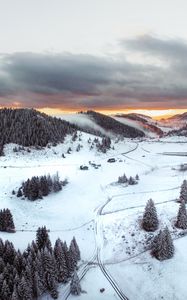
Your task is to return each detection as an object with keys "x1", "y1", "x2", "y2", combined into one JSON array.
[{"x1": 1, "y1": 36, "x2": 187, "y2": 110}]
